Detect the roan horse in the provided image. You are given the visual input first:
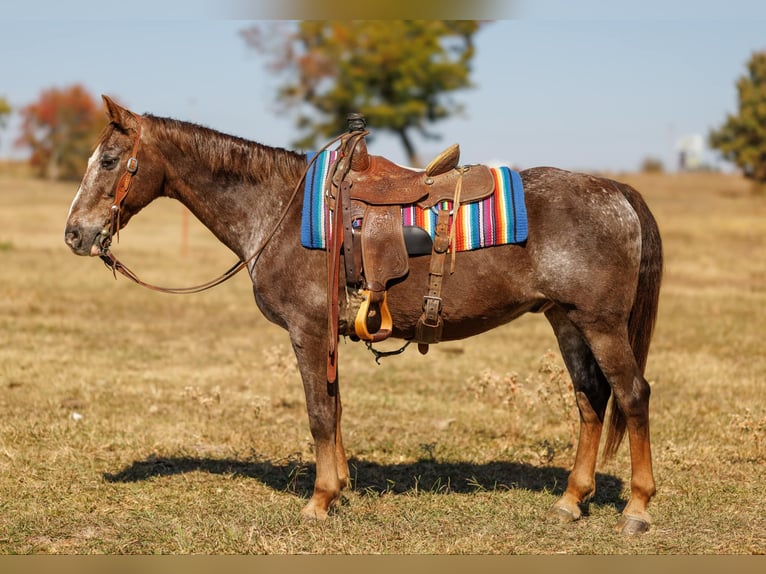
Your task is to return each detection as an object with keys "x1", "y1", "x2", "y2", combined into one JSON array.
[{"x1": 65, "y1": 96, "x2": 662, "y2": 535}]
